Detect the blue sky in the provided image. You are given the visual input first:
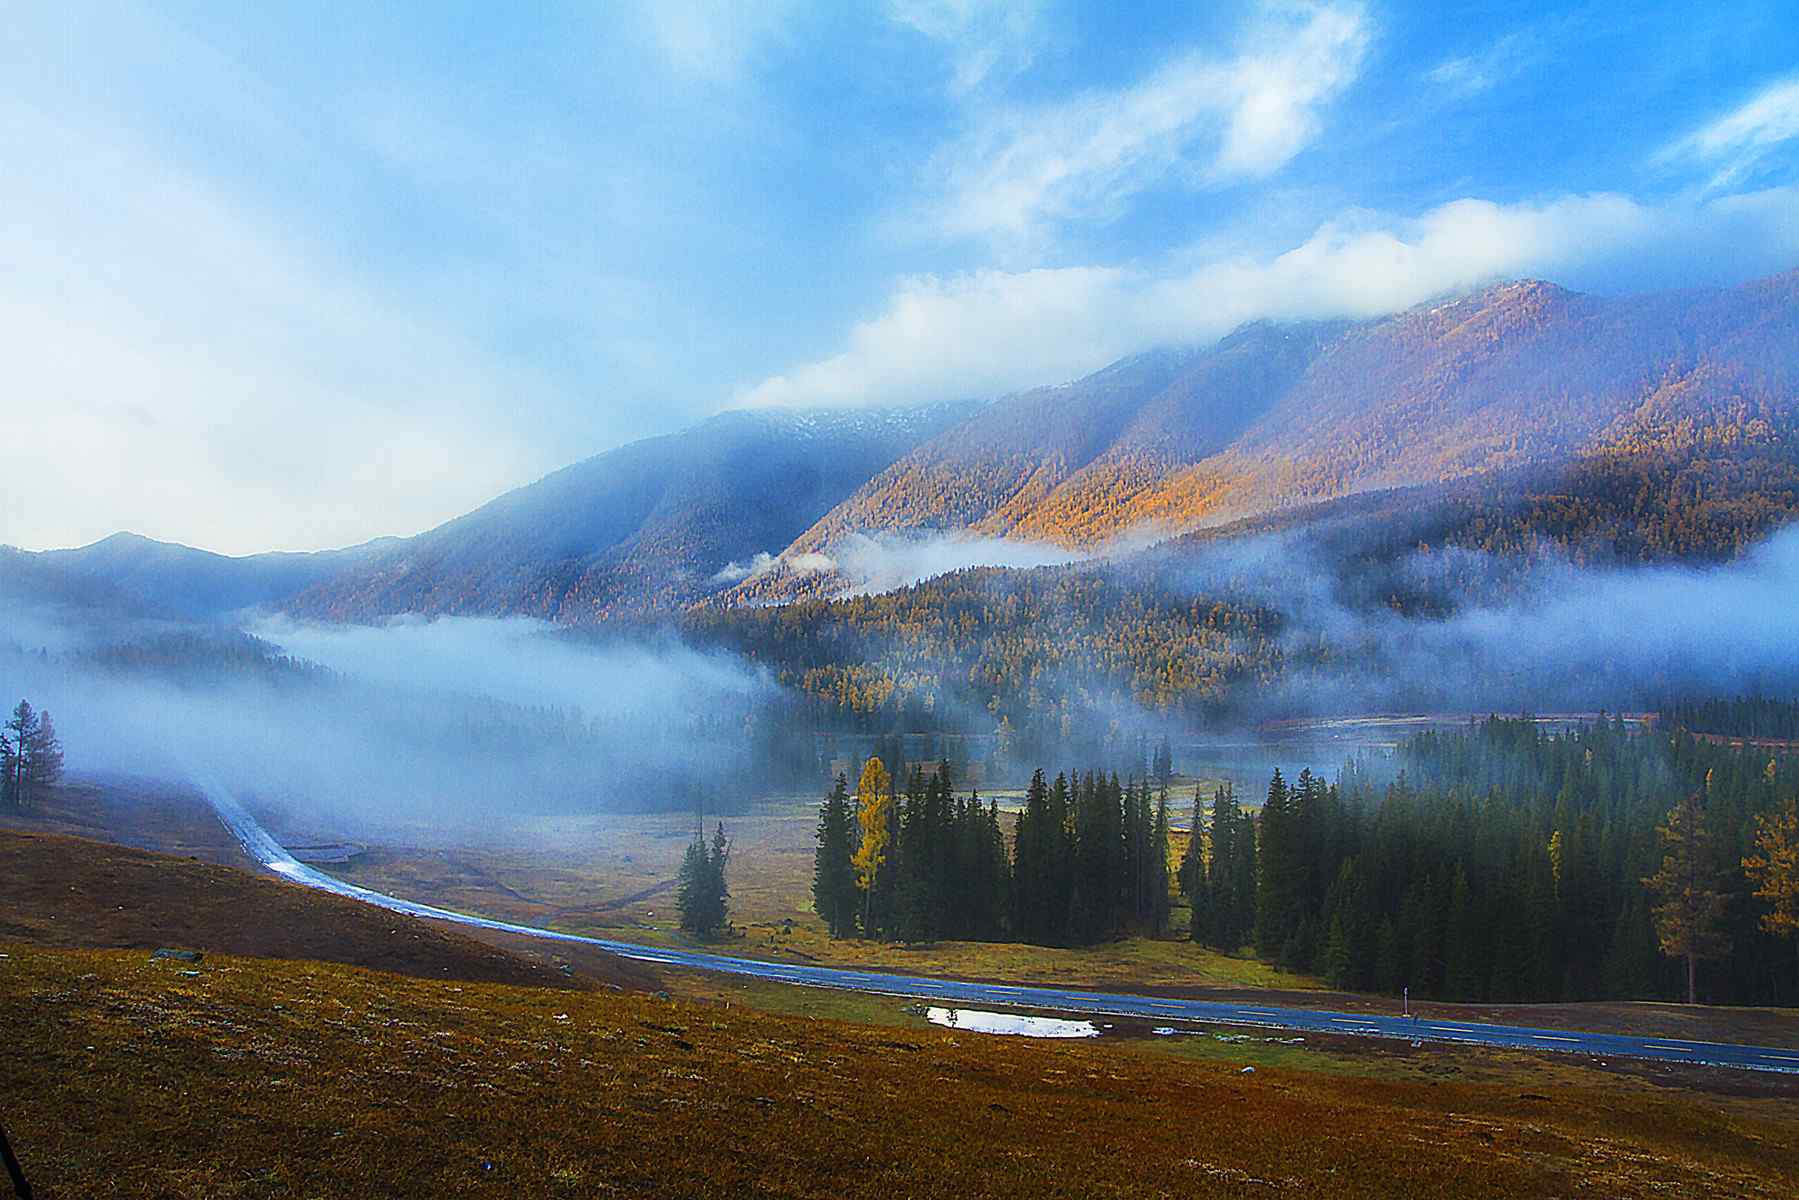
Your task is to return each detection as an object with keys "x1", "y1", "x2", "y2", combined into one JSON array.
[{"x1": 3, "y1": 1, "x2": 1797, "y2": 553}]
